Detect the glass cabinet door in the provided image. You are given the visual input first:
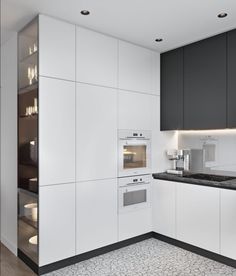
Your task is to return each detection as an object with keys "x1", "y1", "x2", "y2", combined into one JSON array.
[{"x1": 18, "y1": 17, "x2": 39, "y2": 266}]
